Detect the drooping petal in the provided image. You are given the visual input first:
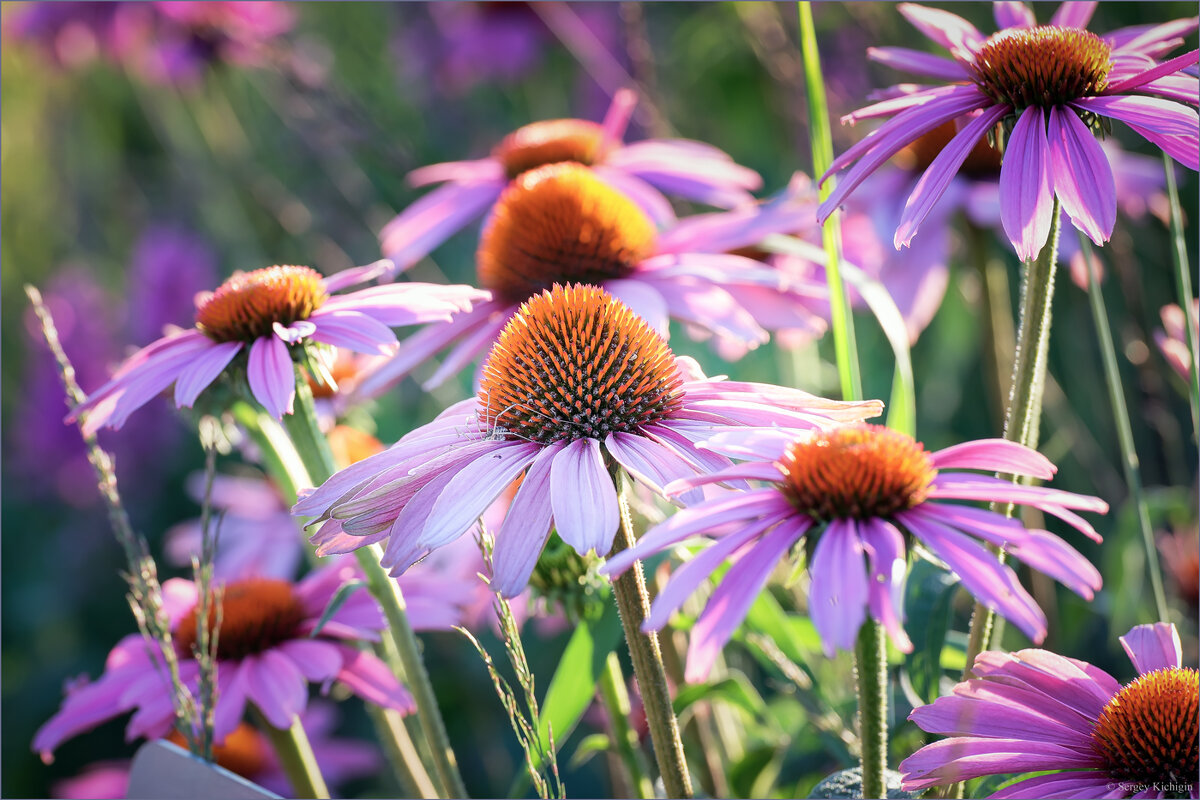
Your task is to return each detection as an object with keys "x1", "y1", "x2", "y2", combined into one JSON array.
[
  {"x1": 999, "y1": 106, "x2": 1055, "y2": 261},
  {"x1": 896, "y1": 3, "x2": 987, "y2": 59},
  {"x1": 808, "y1": 519, "x2": 870, "y2": 655},
  {"x1": 276, "y1": 639, "x2": 343, "y2": 681},
  {"x1": 602, "y1": 279, "x2": 670, "y2": 337},
  {"x1": 247, "y1": 334, "x2": 296, "y2": 419},
  {"x1": 244, "y1": 651, "x2": 308, "y2": 729},
  {"x1": 686, "y1": 517, "x2": 807, "y2": 682},
  {"x1": 378, "y1": 180, "x2": 504, "y2": 272},
  {"x1": 990, "y1": 771, "x2": 1127, "y2": 800},
  {"x1": 550, "y1": 438, "x2": 619, "y2": 556},
  {"x1": 308, "y1": 310, "x2": 399, "y2": 356},
  {"x1": 335, "y1": 646, "x2": 416, "y2": 714},
  {"x1": 591, "y1": 165, "x2": 676, "y2": 228},
  {"x1": 1047, "y1": 105, "x2": 1117, "y2": 247},
  {"x1": 897, "y1": 104, "x2": 1010, "y2": 249},
  {"x1": 869, "y1": 46, "x2": 971, "y2": 80},
  {"x1": 407, "y1": 158, "x2": 505, "y2": 188},
  {"x1": 491, "y1": 443, "x2": 560, "y2": 597},
  {"x1": 860, "y1": 518, "x2": 912, "y2": 653},
  {"x1": 1120, "y1": 622, "x2": 1183, "y2": 674},
  {"x1": 173, "y1": 340, "x2": 243, "y2": 408},
  {"x1": 898, "y1": 736, "x2": 1101, "y2": 792}
]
